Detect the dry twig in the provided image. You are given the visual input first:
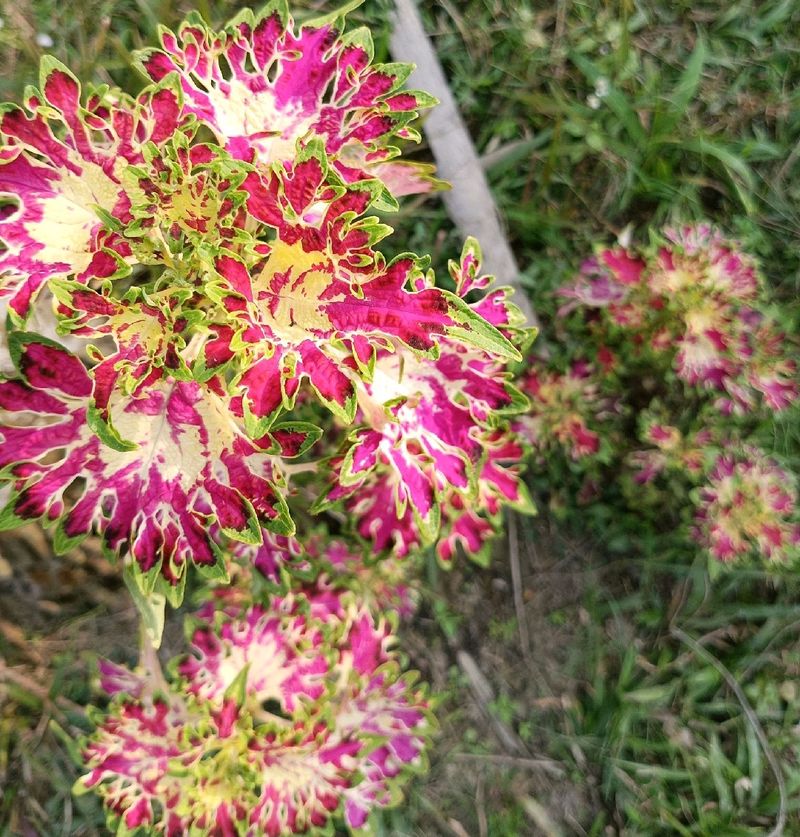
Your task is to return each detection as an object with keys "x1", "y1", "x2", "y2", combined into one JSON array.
[
  {"x1": 389, "y1": 0, "x2": 539, "y2": 330},
  {"x1": 453, "y1": 751, "x2": 565, "y2": 779},
  {"x1": 508, "y1": 513, "x2": 532, "y2": 663},
  {"x1": 456, "y1": 649, "x2": 526, "y2": 755}
]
